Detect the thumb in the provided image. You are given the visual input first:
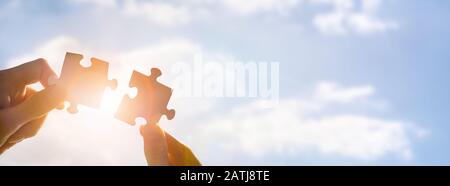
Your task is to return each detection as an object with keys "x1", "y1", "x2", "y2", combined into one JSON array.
[
  {"x1": 0, "y1": 85, "x2": 66, "y2": 132},
  {"x1": 165, "y1": 132, "x2": 202, "y2": 166},
  {"x1": 141, "y1": 124, "x2": 169, "y2": 166}
]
